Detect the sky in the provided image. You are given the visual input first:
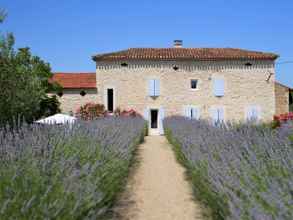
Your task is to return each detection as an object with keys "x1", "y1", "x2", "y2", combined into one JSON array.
[{"x1": 1, "y1": 0, "x2": 293, "y2": 87}]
